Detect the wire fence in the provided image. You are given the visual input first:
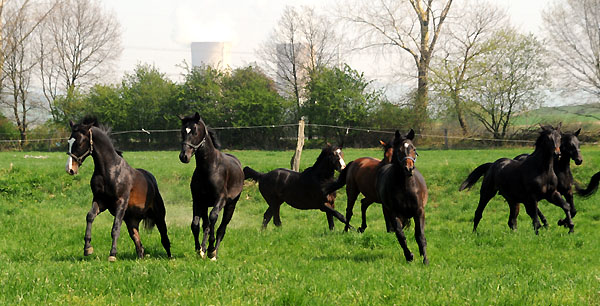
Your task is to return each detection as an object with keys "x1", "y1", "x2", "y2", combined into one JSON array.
[{"x1": 3, "y1": 122, "x2": 587, "y2": 152}]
